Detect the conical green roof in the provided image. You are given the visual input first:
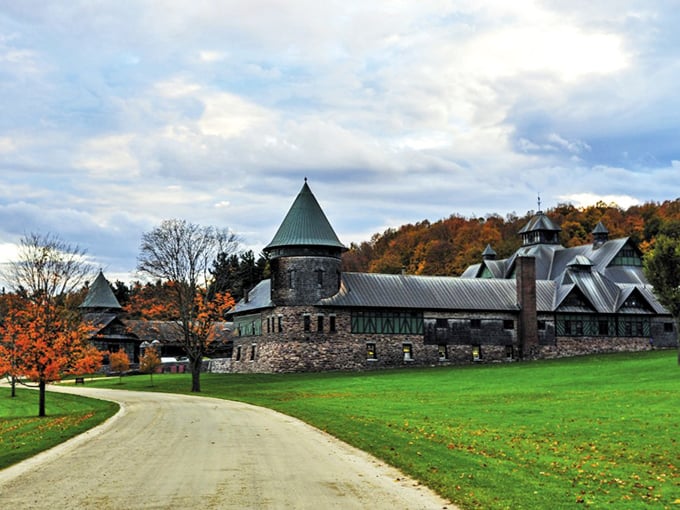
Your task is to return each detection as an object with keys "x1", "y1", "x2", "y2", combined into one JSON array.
[
  {"x1": 79, "y1": 270, "x2": 122, "y2": 310},
  {"x1": 264, "y1": 180, "x2": 346, "y2": 252}
]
